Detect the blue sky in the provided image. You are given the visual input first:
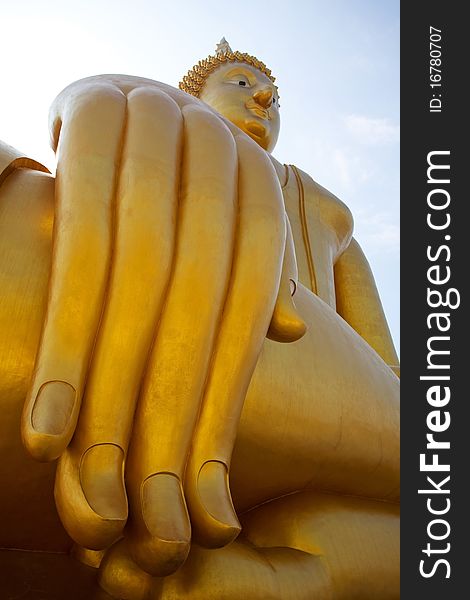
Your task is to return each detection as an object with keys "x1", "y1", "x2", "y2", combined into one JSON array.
[{"x1": 0, "y1": 0, "x2": 399, "y2": 350}]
